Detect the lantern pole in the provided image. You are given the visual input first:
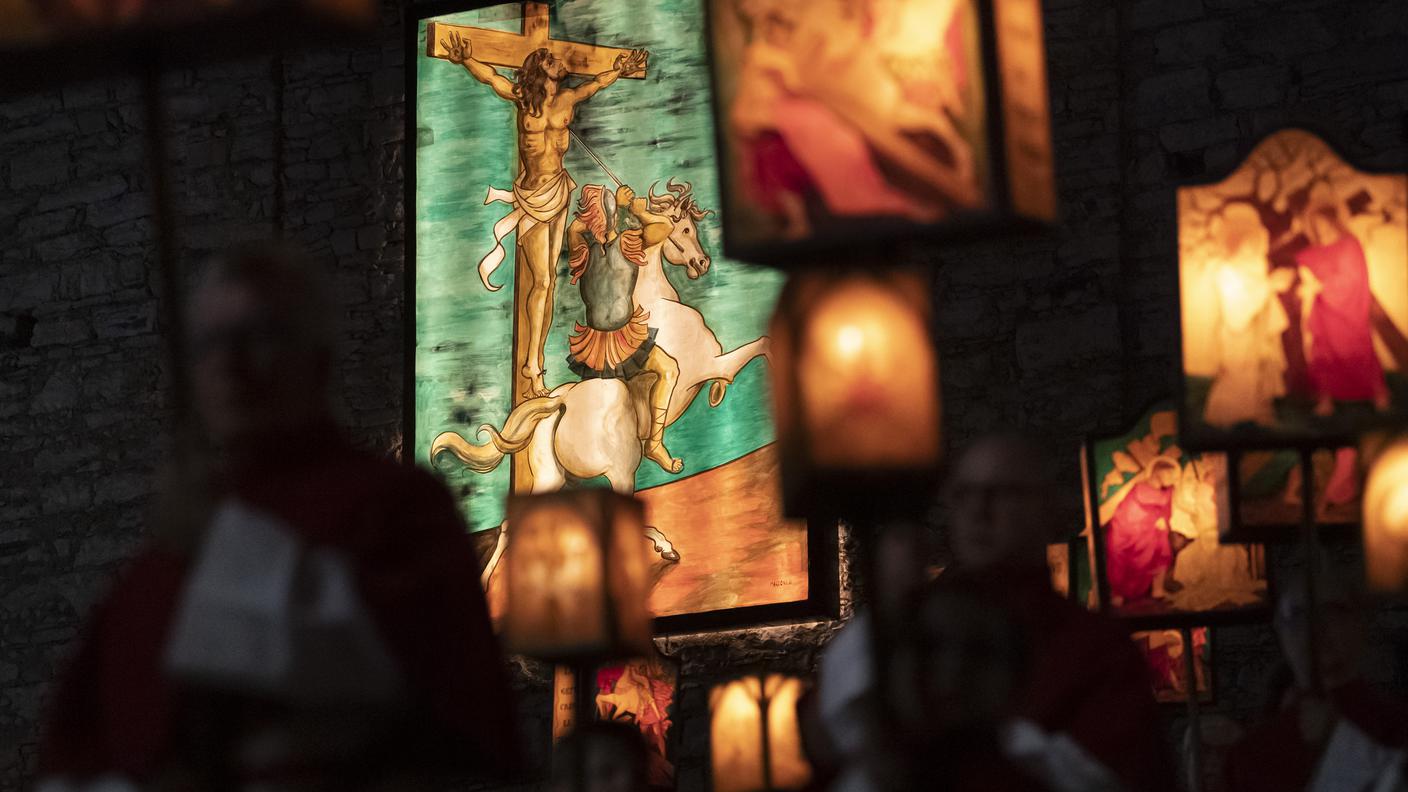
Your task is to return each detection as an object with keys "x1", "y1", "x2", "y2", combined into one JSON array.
[
  {"x1": 139, "y1": 54, "x2": 194, "y2": 456},
  {"x1": 1298, "y1": 448, "x2": 1324, "y2": 695},
  {"x1": 1180, "y1": 627, "x2": 1203, "y2": 792},
  {"x1": 757, "y1": 672, "x2": 774, "y2": 792}
]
